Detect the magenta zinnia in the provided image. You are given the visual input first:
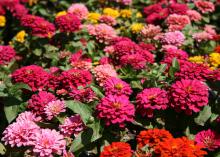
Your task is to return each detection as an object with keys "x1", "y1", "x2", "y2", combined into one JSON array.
[
  {"x1": 0, "y1": 45, "x2": 16, "y2": 65},
  {"x1": 169, "y1": 79, "x2": 209, "y2": 115},
  {"x1": 136, "y1": 88, "x2": 169, "y2": 118},
  {"x1": 96, "y1": 95, "x2": 135, "y2": 127}
]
